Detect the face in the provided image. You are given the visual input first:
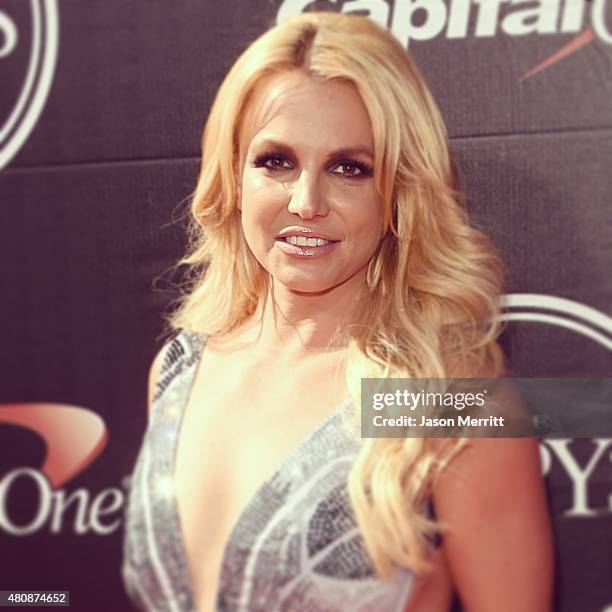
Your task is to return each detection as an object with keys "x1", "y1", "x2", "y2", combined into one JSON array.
[{"x1": 237, "y1": 71, "x2": 384, "y2": 295}]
